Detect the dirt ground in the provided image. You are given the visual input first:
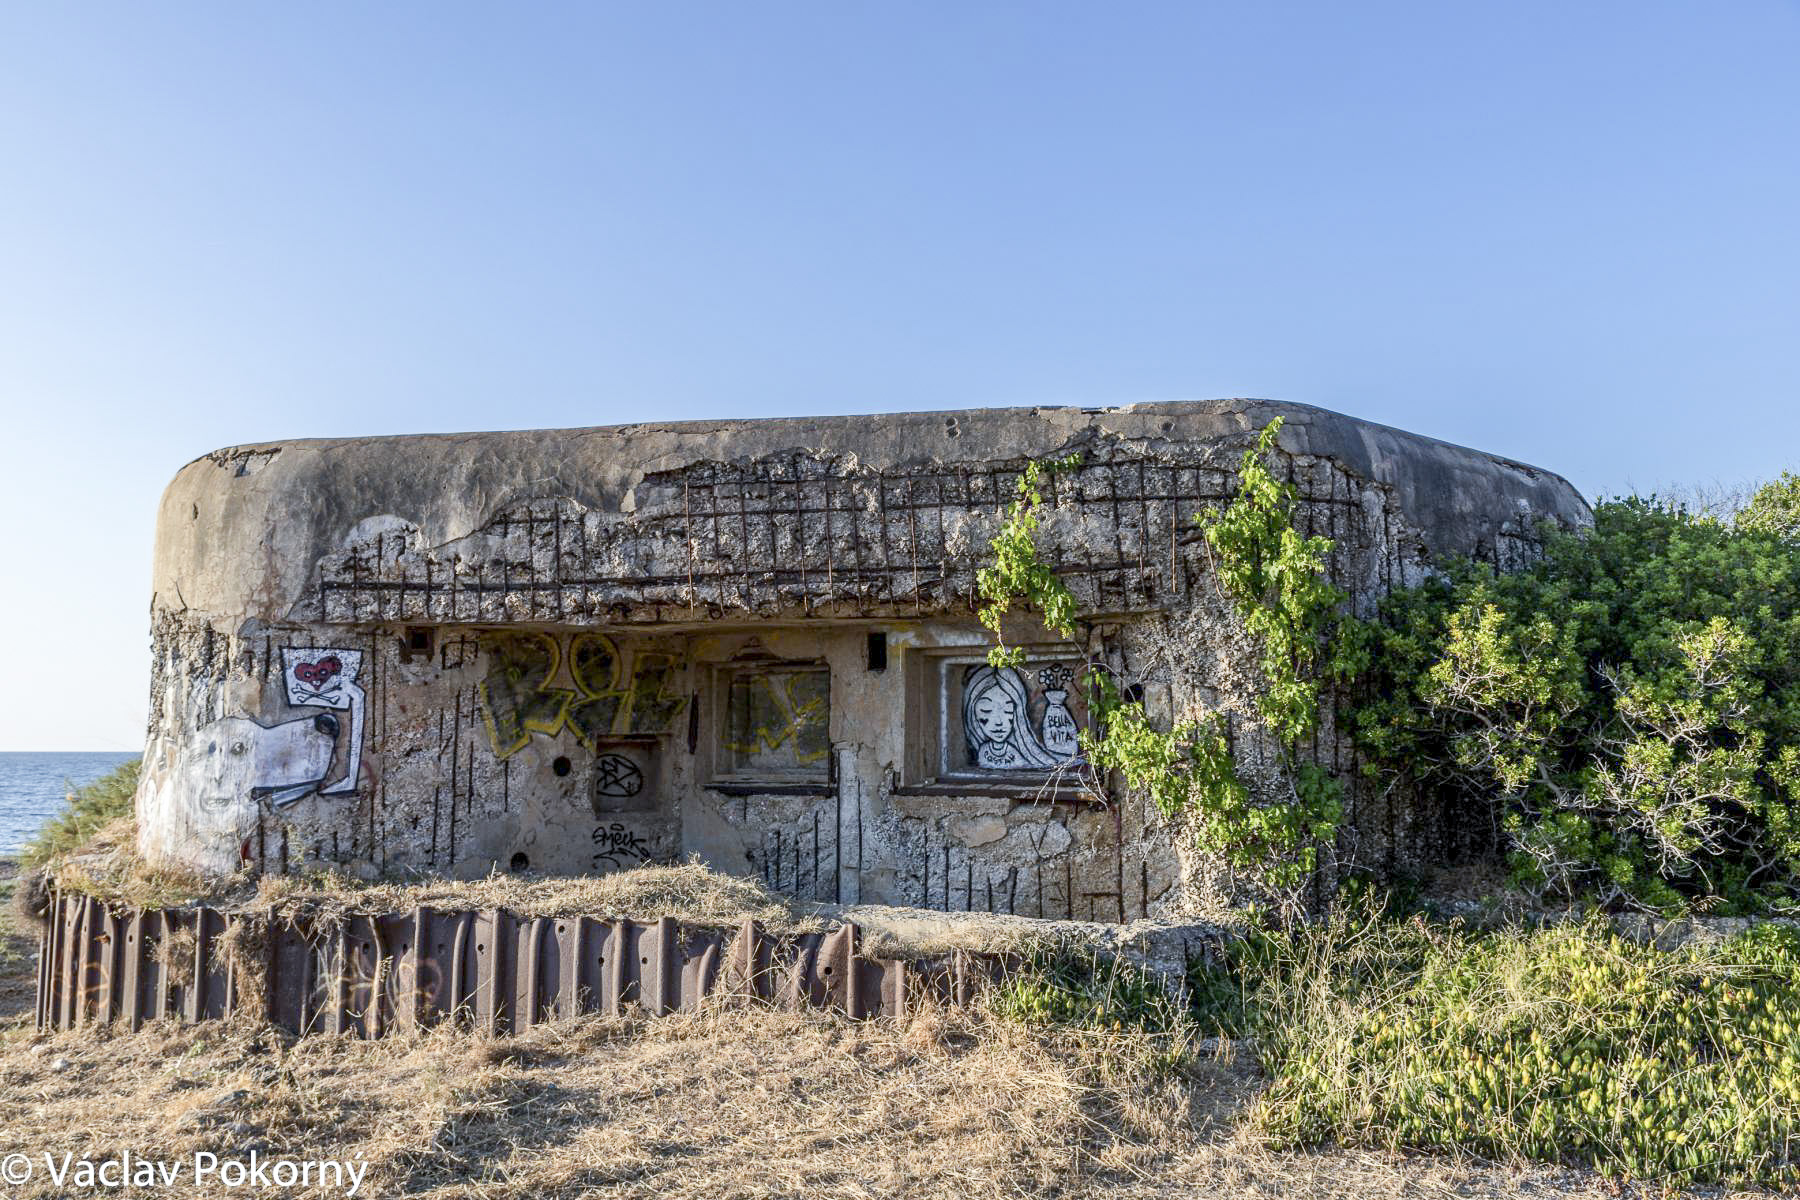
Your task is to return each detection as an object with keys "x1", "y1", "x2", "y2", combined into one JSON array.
[{"x1": 0, "y1": 870, "x2": 1769, "y2": 1199}]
